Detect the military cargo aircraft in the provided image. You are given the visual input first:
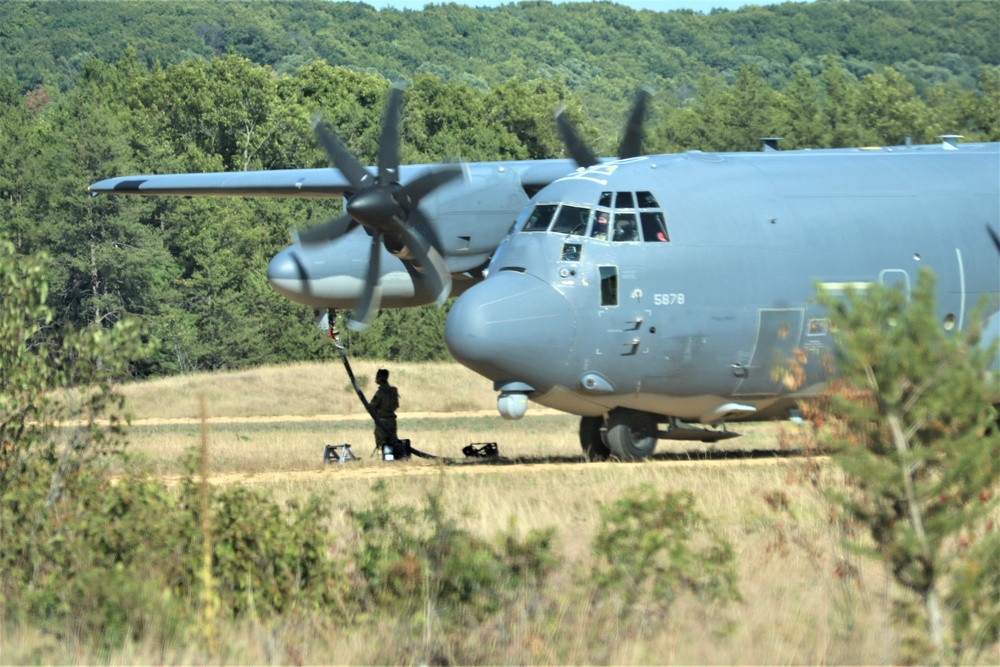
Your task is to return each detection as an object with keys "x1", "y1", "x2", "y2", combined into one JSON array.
[{"x1": 90, "y1": 88, "x2": 1000, "y2": 461}]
